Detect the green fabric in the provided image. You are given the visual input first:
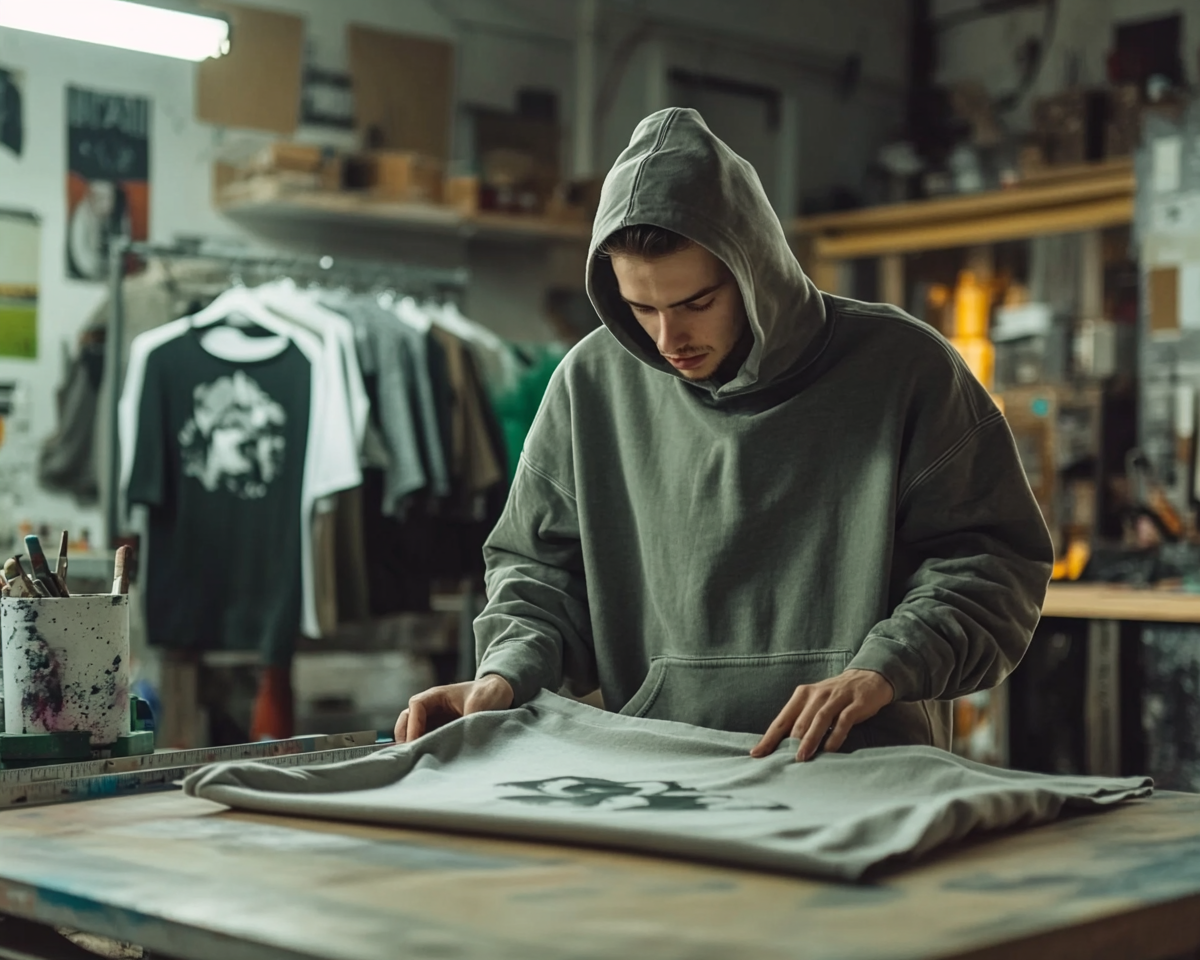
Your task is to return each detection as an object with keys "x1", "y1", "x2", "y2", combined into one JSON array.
[
  {"x1": 490, "y1": 343, "x2": 566, "y2": 483},
  {"x1": 475, "y1": 108, "x2": 1053, "y2": 748}
]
